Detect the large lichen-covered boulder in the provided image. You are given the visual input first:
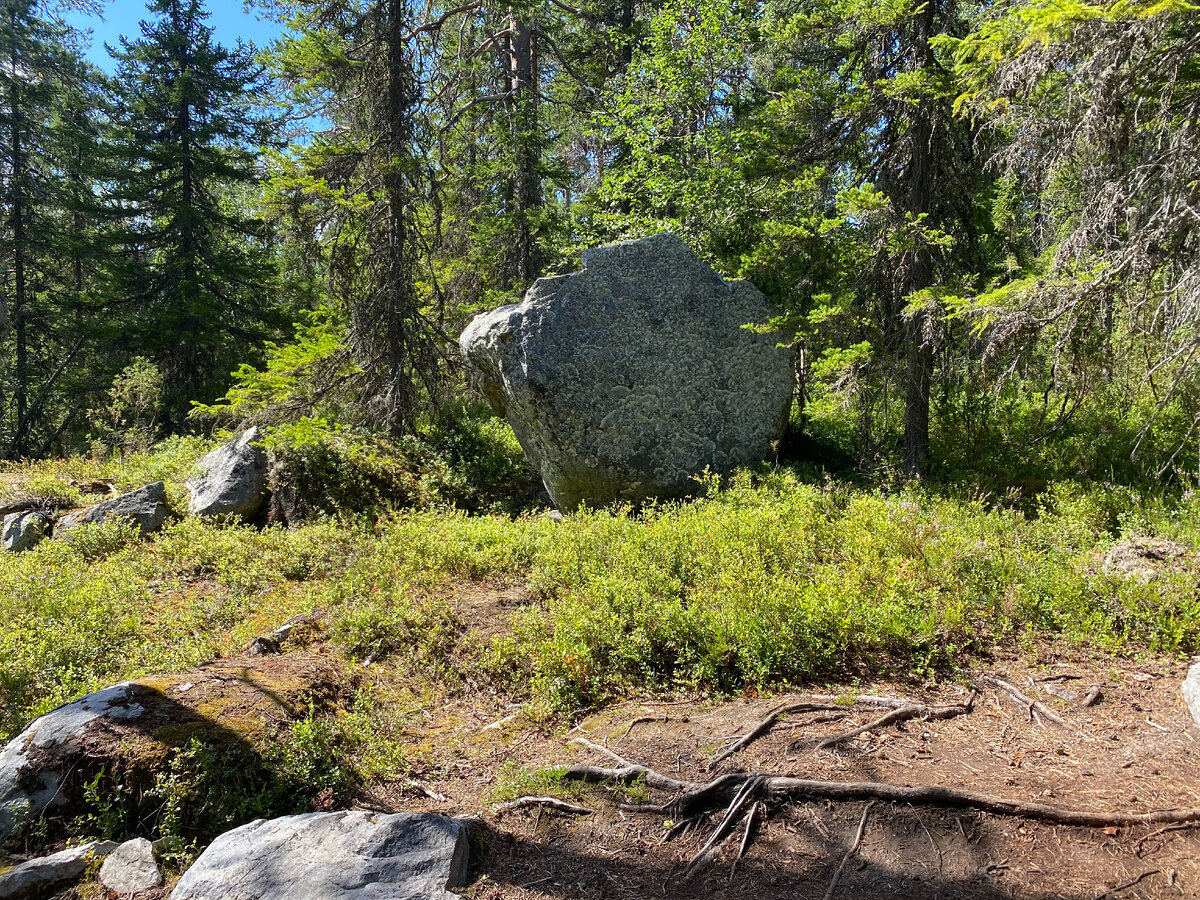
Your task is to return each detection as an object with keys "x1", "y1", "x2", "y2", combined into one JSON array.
[
  {"x1": 188, "y1": 427, "x2": 269, "y2": 520},
  {"x1": 55, "y1": 481, "x2": 171, "y2": 537},
  {"x1": 0, "y1": 654, "x2": 344, "y2": 847},
  {"x1": 460, "y1": 233, "x2": 795, "y2": 511},
  {"x1": 169, "y1": 811, "x2": 471, "y2": 900}
]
